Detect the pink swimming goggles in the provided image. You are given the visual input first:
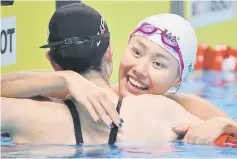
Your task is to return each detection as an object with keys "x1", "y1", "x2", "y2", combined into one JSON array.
[{"x1": 129, "y1": 22, "x2": 184, "y2": 79}]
